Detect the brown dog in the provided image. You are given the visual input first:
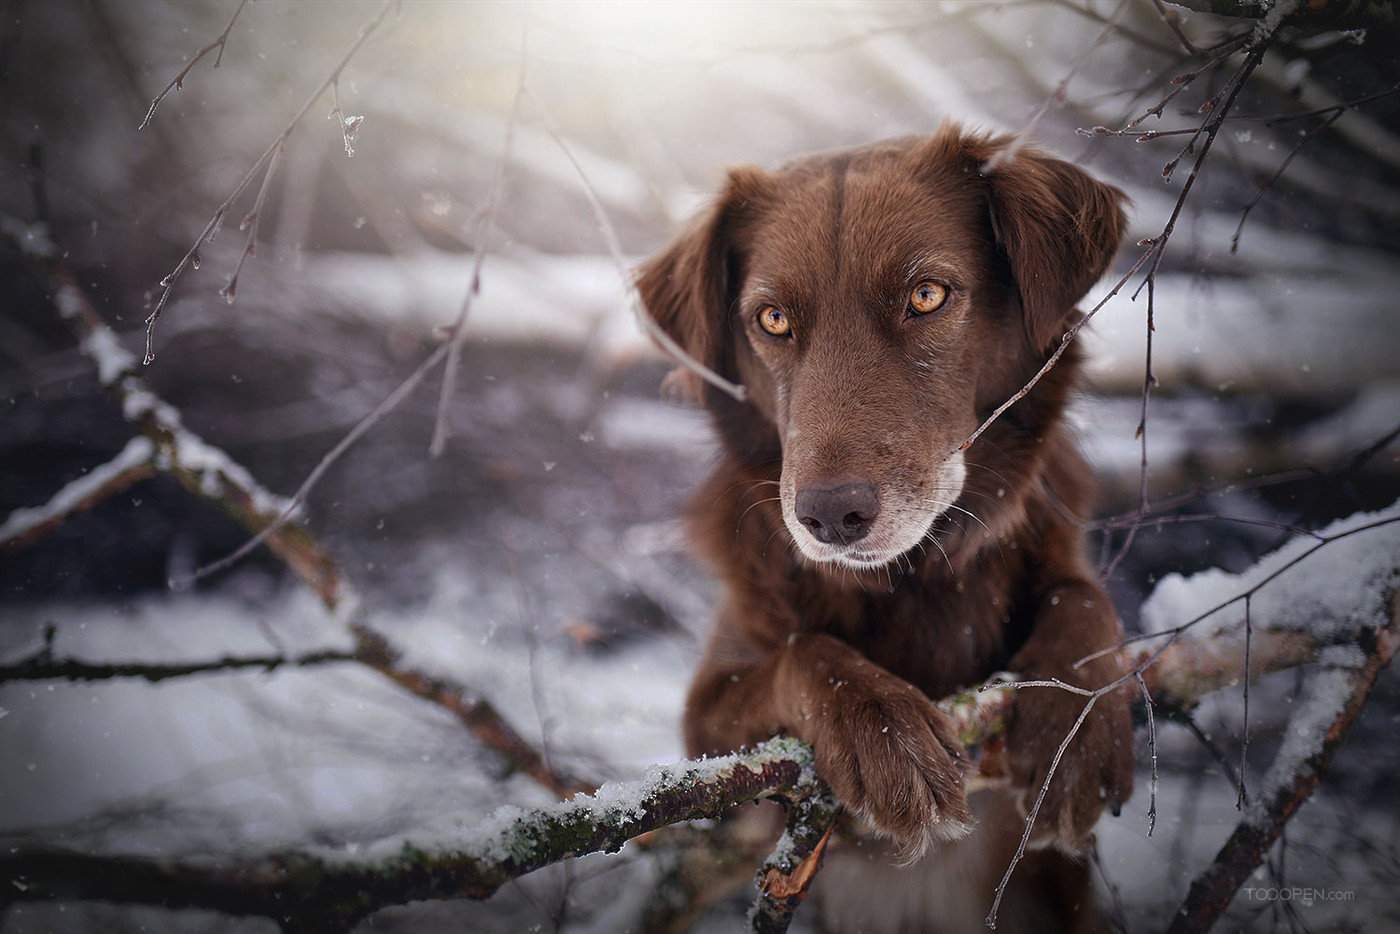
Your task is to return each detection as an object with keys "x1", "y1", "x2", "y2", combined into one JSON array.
[{"x1": 637, "y1": 123, "x2": 1134, "y2": 932}]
